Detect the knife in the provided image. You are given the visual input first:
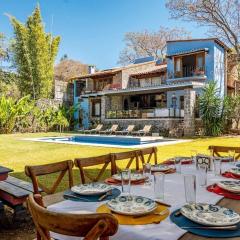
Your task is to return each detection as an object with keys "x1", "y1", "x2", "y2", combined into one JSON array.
[{"x1": 182, "y1": 225, "x2": 239, "y2": 230}]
